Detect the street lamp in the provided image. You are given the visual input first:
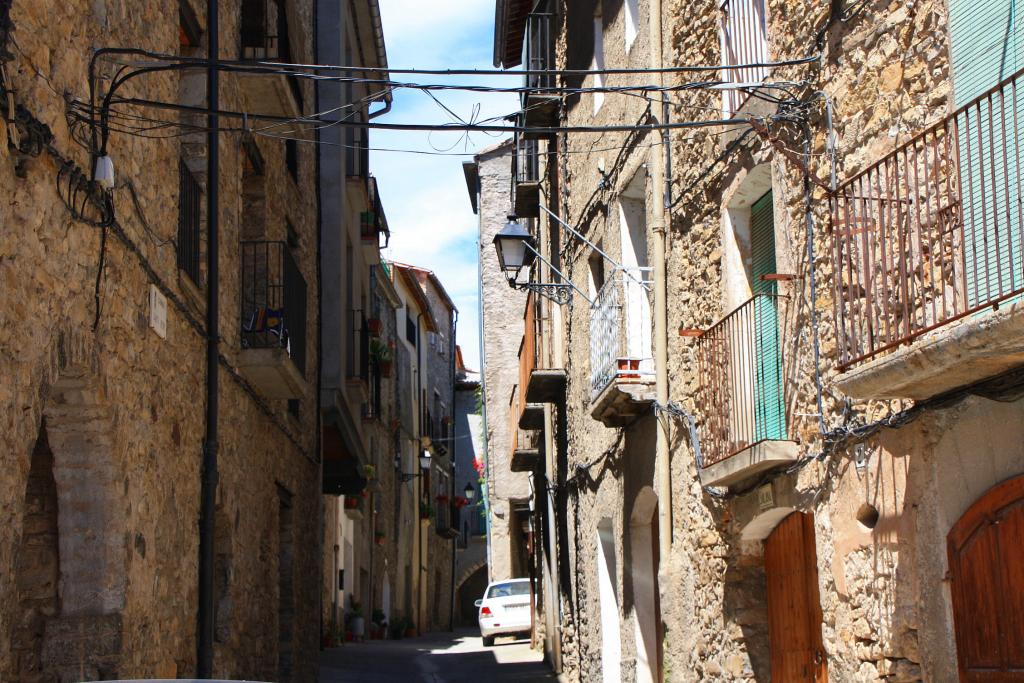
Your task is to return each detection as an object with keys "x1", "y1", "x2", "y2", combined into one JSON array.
[
  {"x1": 492, "y1": 217, "x2": 589, "y2": 306},
  {"x1": 492, "y1": 218, "x2": 536, "y2": 286},
  {"x1": 398, "y1": 451, "x2": 432, "y2": 483},
  {"x1": 463, "y1": 482, "x2": 476, "y2": 501}
]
